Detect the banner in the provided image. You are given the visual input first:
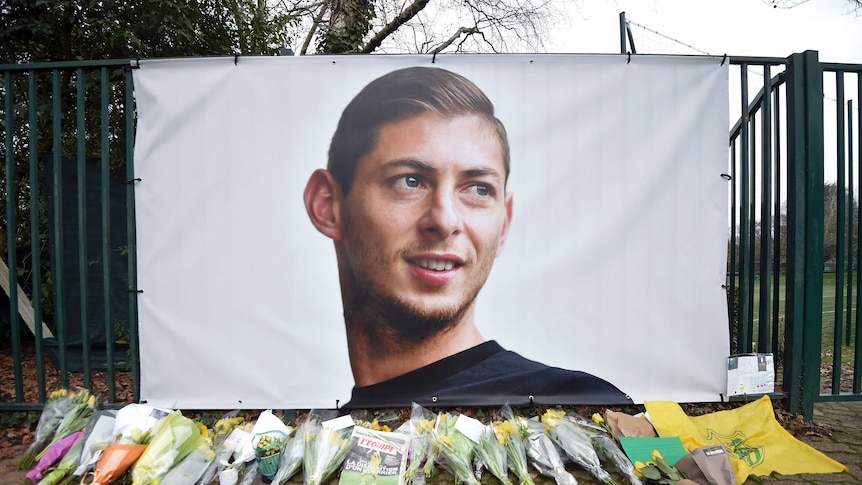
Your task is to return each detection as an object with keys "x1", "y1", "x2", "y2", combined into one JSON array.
[{"x1": 133, "y1": 54, "x2": 730, "y2": 409}]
